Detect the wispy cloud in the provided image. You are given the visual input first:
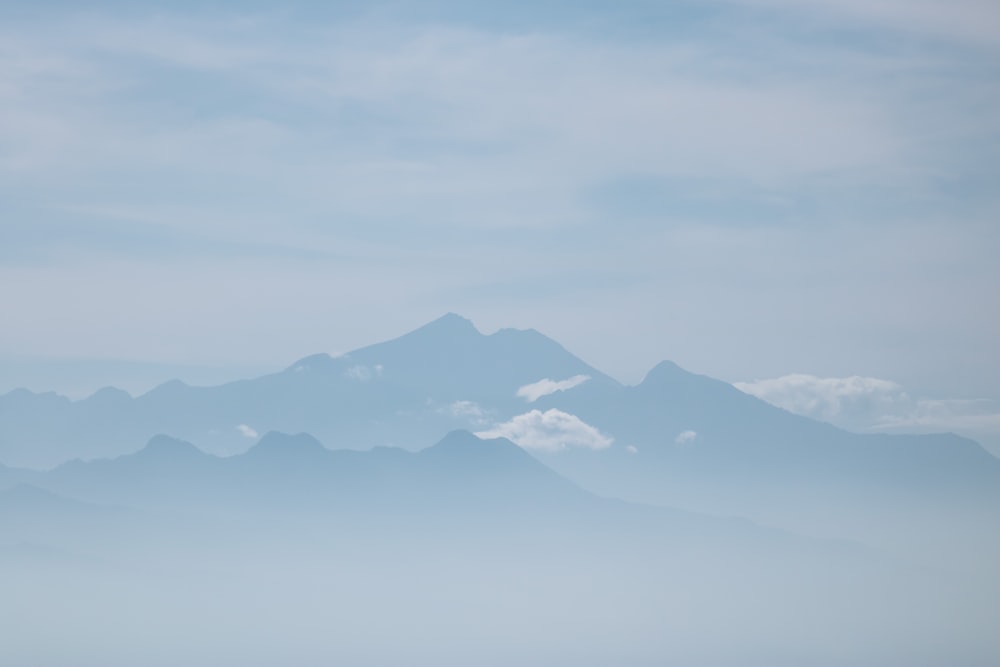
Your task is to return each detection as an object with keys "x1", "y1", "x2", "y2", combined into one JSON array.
[
  {"x1": 0, "y1": 9, "x2": 973, "y2": 239},
  {"x1": 441, "y1": 400, "x2": 492, "y2": 427},
  {"x1": 735, "y1": 374, "x2": 1000, "y2": 454},
  {"x1": 476, "y1": 409, "x2": 613, "y2": 452},
  {"x1": 675, "y1": 430, "x2": 698, "y2": 445},
  {"x1": 516, "y1": 375, "x2": 590, "y2": 402},
  {"x1": 734, "y1": 374, "x2": 907, "y2": 424},
  {"x1": 236, "y1": 424, "x2": 258, "y2": 439}
]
